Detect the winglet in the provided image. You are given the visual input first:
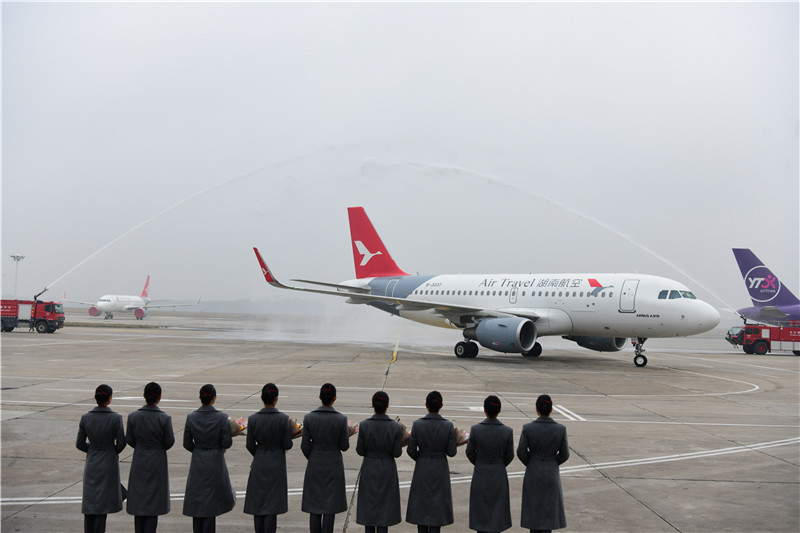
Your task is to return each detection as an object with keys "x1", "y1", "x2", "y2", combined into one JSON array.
[
  {"x1": 253, "y1": 248, "x2": 287, "y2": 288},
  {"x1": 347, "y1": 207, "x2": 409, "y2": 279}
]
